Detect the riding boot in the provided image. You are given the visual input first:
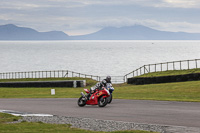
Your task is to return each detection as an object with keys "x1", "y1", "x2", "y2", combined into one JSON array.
[{"x1": 86, "y1": 93, "x2": 91, "y2": 100}]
